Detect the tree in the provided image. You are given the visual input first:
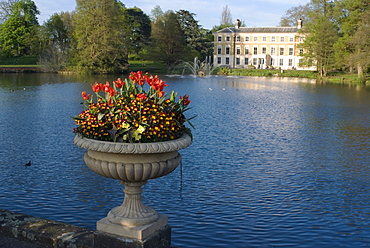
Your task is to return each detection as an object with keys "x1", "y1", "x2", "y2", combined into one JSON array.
[
  {"x1": 121, "y1": 6, "x2": 151, "y2": 56},
  {"x1": 148, "y1": 10, "x2": 187, "y2": 68},
  {"x1": 176, "y1": 9, "x2": 212, "y2": 60},
  {"x1": 299, "y1": 0, "x2": 339, "y2": 77},
  {"x1": 38, "y1": 11, "x2": 73, "y2": 71},
  {"x1": 279, "y1": 3, "x2": 312, "y2": 26},
  {"x1": 150, "y1": 5, "x2": 163, "y2": 23},
  {"x1": 334, "y1": 0, "x2": 370, "y2": 76},
  {"x1": 0, "y1": 0, "x2": 18, "y2": 22},
  {"x1": 347, "y1": 10, "x2": 370, "y2": 81},
  {"x1": 0, "y1": 0, "x2": 39, "y2": 56},
  {"x1": 73, "y1": 0, "x2": 127, "y2": 73},
  {"x1": 220, "y1": 5, "x2": 232, "y2": 27}
]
